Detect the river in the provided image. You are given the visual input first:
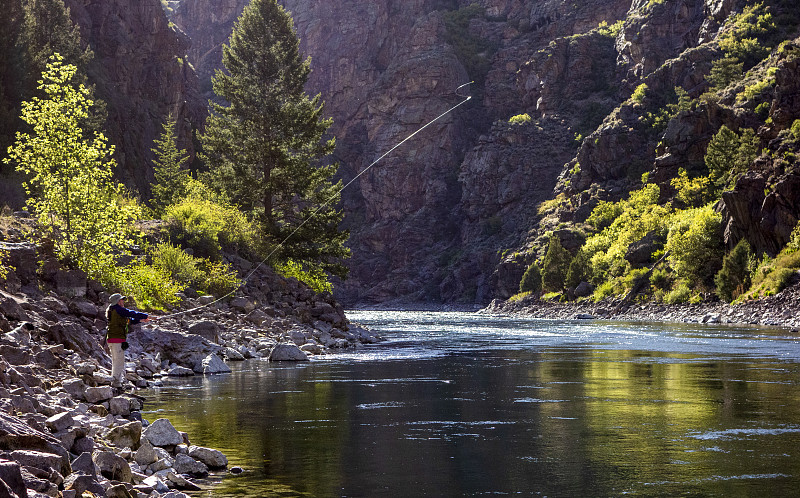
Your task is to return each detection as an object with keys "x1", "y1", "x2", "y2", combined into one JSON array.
[{"x1": 142, "y1": 311, "x2": 800, "y2": 497}]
